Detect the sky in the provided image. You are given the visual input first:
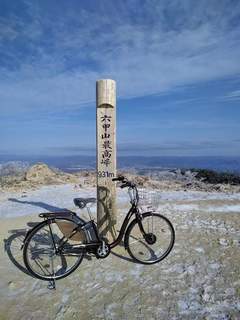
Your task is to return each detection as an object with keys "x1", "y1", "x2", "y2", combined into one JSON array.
[{"x1": 0, "y1": 0, "x2": 240, "y2": 157}]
